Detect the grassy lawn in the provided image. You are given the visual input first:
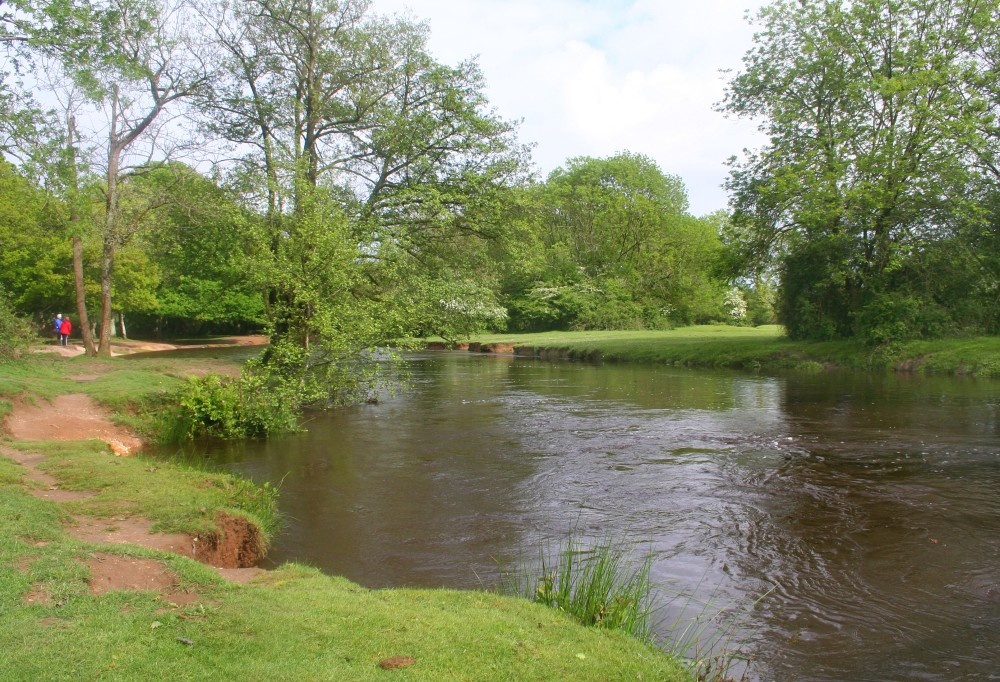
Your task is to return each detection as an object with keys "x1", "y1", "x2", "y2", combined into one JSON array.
[
  {"x1": 457, "y1": 325, "x2": 1000, "y2": 376},
  {"x1": 0, "y1": 353, "x2": 692, "y2": 681}
]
